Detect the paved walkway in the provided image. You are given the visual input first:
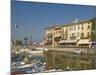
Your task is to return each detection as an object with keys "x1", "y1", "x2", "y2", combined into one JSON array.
[{"x1": 47, "y1": 47, "x2": 95, "y2": 54}]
